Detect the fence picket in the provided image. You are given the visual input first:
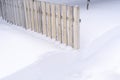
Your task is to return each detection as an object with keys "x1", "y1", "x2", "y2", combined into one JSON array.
[
  {"x1": 9, "y1": 0, "x2": 12, "y2": 23},
  {"x1": 23, "y1": 0, "x2": 28, "y2": 29},
  {"x1": 12, "y1": 0, "x2": 15, "y2": 24},
  {"x1": 30, "y1": 0, "x2": 35, "y2": 31},
  {"x1": 33, "y1": 1, "x2": 39, "y2": 32},
  {"x1": 73, "y1": 6, "x2": 80, "y2": 49},
  {"x1": 21, "y1": 0, "x2": 26, "y2": 27},
  {"x1": 61, "y1": 5, "x2": 67, "y2": 44},
  {"x1": 56, "y1": 4, "x2": 61, "y2": 42},
  {"x1": 51, "y1": 4, "x2": 56, "y2": 39},
  {"x1": 41, "y1": 1, "x2": 46, "y2": 35},
  {"x1": 67, "y1": 6, "x2": 73, "y2": 46},
  {"x1": 46, "y1": 2, "x2": 51, "y2": 37},
  {"x1": 0, "y1": 0, "x2": 1, "y2": 17},
  {"x1": 28, "y1": 0, "x2": 32, "y2": 29},
  {"x1": 17, "y1": 0, "x2": 21, "y2": 26},
  {"x1": 37, "y1": 1, "x2": 42, "y2": 33}
]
